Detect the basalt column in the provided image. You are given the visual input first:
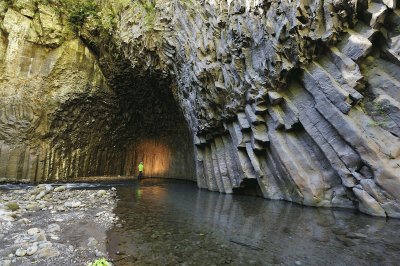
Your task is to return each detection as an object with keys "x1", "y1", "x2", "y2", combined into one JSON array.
[
  {"x1": 0, "y1": 3, "x2": 195, "y2": 182},
  {"x1": 113, "y1": 0, "x2": 400, "y2": 217}
]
